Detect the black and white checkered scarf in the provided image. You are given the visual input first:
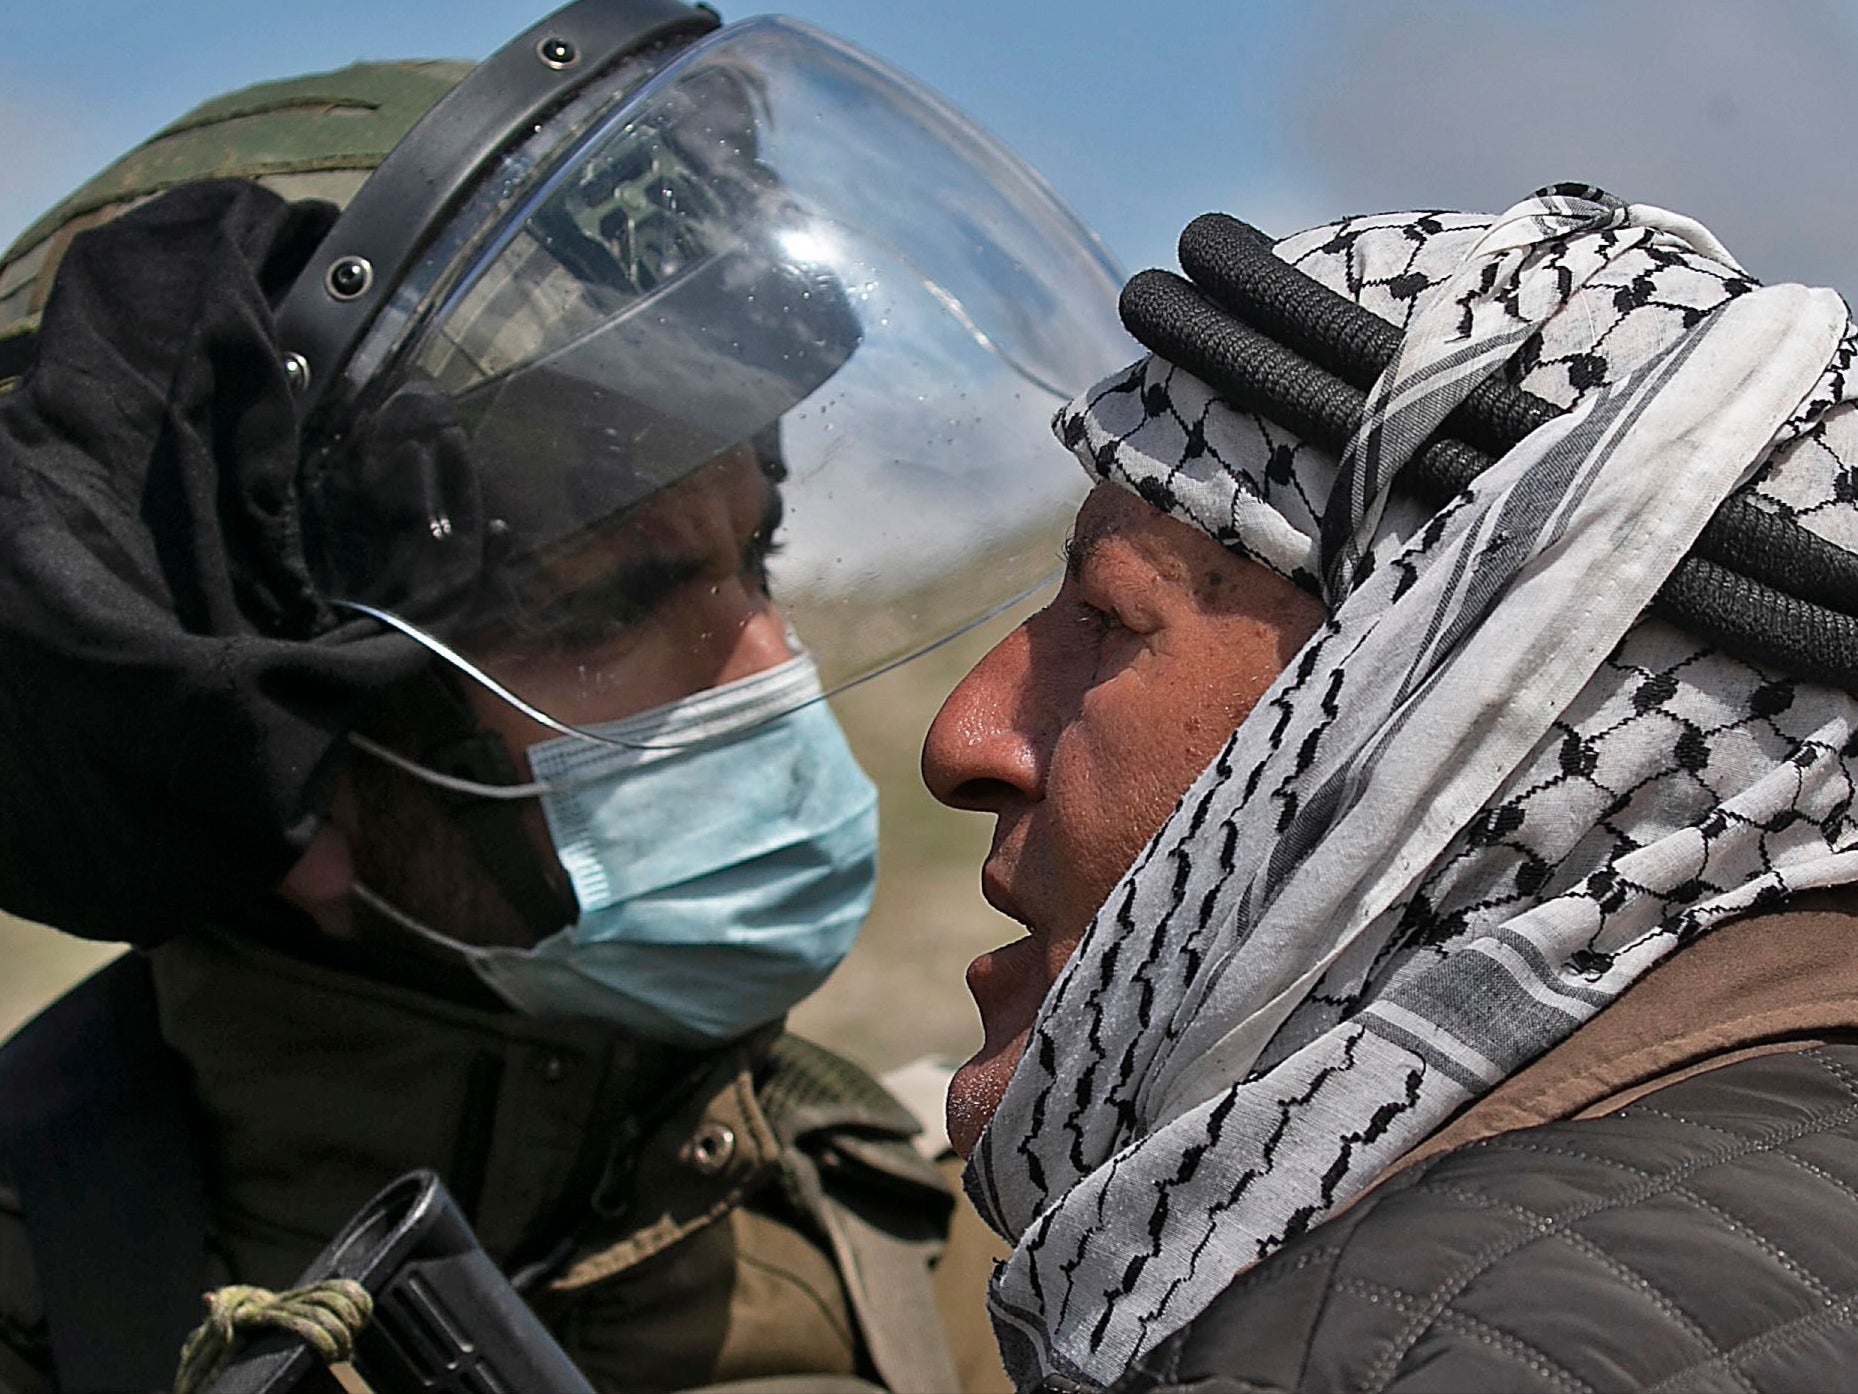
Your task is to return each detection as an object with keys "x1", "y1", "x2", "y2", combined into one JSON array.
[{"x1": 967, "y1": 188, "x2": 1858, "y2": 1388}]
